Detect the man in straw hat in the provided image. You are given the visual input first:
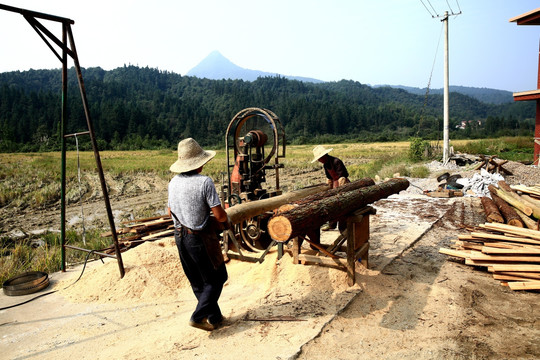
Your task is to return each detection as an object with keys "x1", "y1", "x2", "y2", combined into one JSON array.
[
  {"x1": 311, "y1": 145, "x2": 350, "y2": 231},
  {"x1": 168, "y1": 138, "x2": 230, "y2": 331}
]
